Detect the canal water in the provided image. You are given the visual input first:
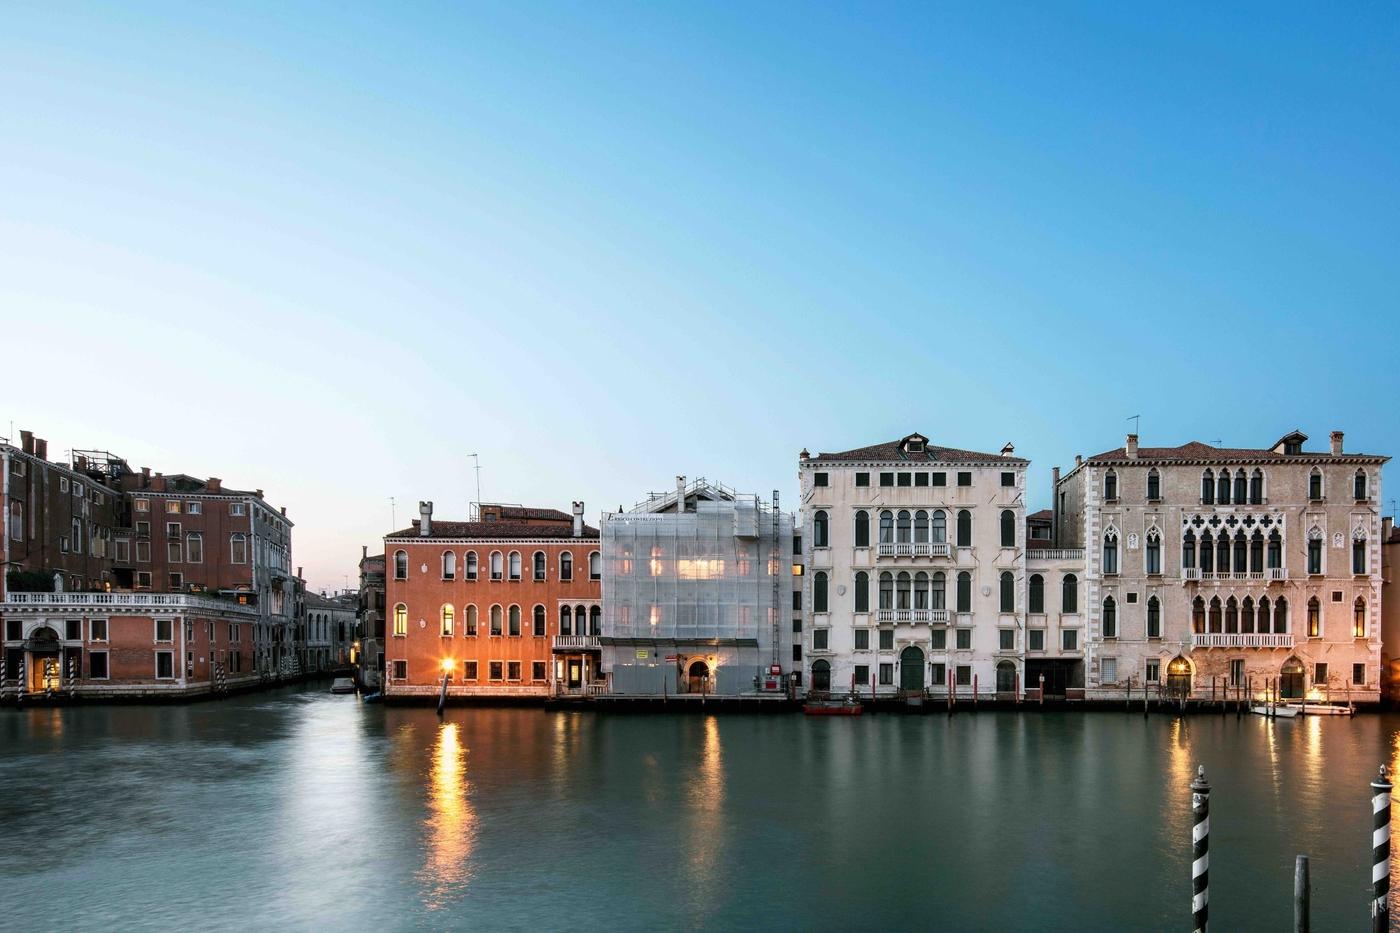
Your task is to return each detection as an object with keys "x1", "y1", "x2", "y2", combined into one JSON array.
[{"x1": 2, "y1": 692, "x2": 1398, "y2": 932}]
